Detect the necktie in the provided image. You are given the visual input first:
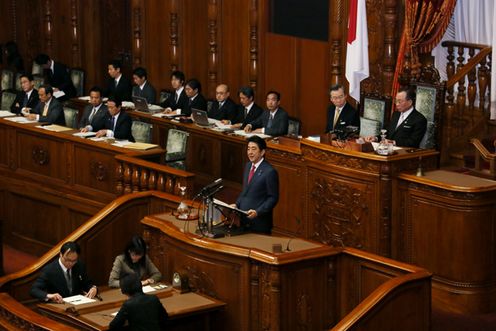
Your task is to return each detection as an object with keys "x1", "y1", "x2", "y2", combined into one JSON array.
[
  {"x1": 396, "y1": 113, "x2": 406, "y2": 128},
  {"x1": 42, "y1": 103, "x2": 49, "y2": 117},
  {"x1": 65, "y1": 269, "x2": 72, "y2": 294},
  {"x1": 174, "y1": 92, "x2": 178, "y2": 103},
  {"x1": 333, "y1": 108, "x2": 341, "y2": 129},
  {"x1": 267, "y1": 114, "x2": 274, "y2": 129},
  {"x1": 22, "y1": 93, "x2": 29, "y2": 107},
  {"x1": 244, "y1": 108, "x2": 248, "y2": 118},
  {"x1": 88, "y1": 108, "x2": 97, "y2": 122},
  {"x1": 114, "y1": 79, "x2": 118, "y2": 87},
  {"x1": 219, "y1": 101, "x2": 224, "y2": 109},
  {"x1": 248, "y1": 164, "x2": 256, "y2": 183},
  {"x1": 189, "y1": 98, "x2": 193, "y2": 106},
  {"x1": 111, "y1": 116, "x2": 116, "y2": 131}
]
